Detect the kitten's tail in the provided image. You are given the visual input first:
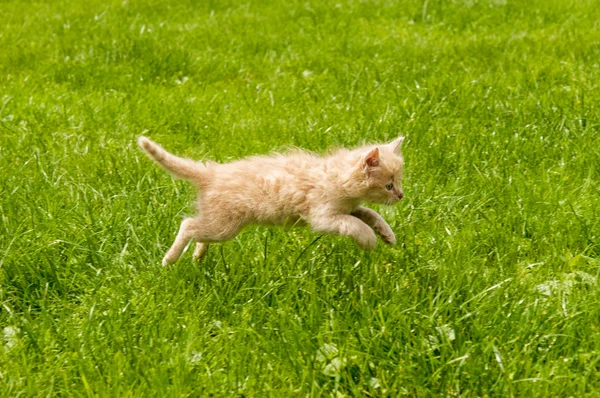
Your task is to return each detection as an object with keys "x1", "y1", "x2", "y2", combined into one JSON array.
[{"x1": 137, "y1": 136, "x2": 205, "y2": 182}]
